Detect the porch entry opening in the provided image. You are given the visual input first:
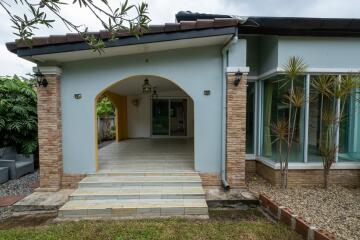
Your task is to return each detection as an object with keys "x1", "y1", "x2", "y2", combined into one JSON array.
[
  {"x1": 152, "y1": 98, "x2": 187, "y2": 136},
  {"x1": 95, "y1": 75, "x2": 195, "y2": 172}
]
